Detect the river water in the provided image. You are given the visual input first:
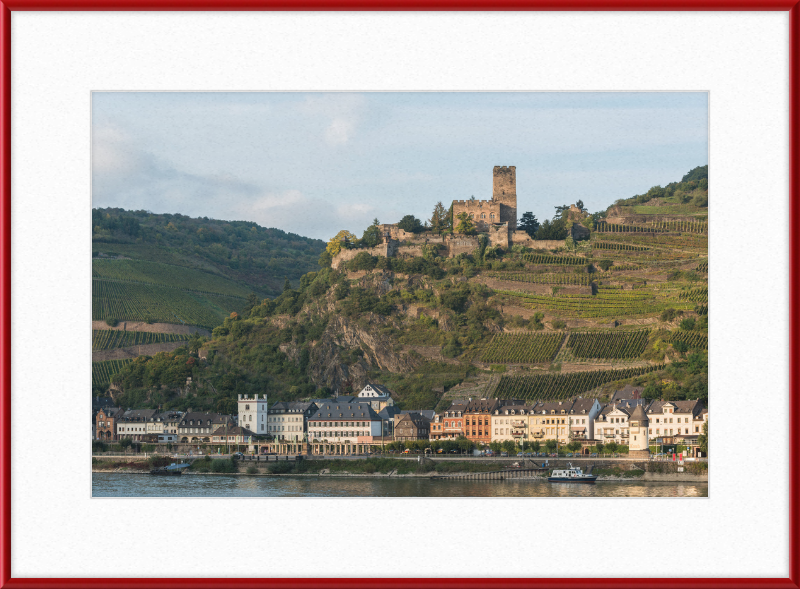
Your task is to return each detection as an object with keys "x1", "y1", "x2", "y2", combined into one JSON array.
[{"x1": 92, "y1": 473, "x2": 708, "y2": 497}]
